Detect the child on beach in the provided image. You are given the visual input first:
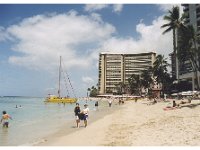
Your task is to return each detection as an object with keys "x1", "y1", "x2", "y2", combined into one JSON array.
[
  {"x1": 74, "y1": 103, "x2": 81, "y2": 128},
  {"x1": 0, "y1": 111, "x2": 12, "y2": 128}
]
